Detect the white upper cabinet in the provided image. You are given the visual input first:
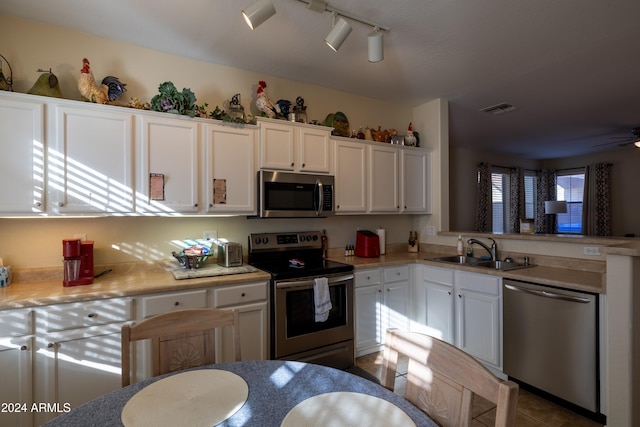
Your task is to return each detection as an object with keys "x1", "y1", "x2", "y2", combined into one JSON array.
[
  {"x1": 401, "y1": 149, "x2": 431, "y2": 213},
  {"x1": 258, "y1": 119, "x2": 331, "y2": 173},
  {"x1": 0, "y1": 93, "x2": 45, "y2": 214},
  {"x1": 368, "y1": 144, "x2": 400, "y2": 213},
  {"x1": 48, "y1": 103, "x2": 135, "y2": 214},
  {"x1": 137, "y1": 115, "x2": 200, "y2": 214},
  {"x1": 333, "y1": 139, "x2": 367, "y2": 214},
  {"x1": 203, "y1": 123, "x2": 257, "y2": 214}
]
